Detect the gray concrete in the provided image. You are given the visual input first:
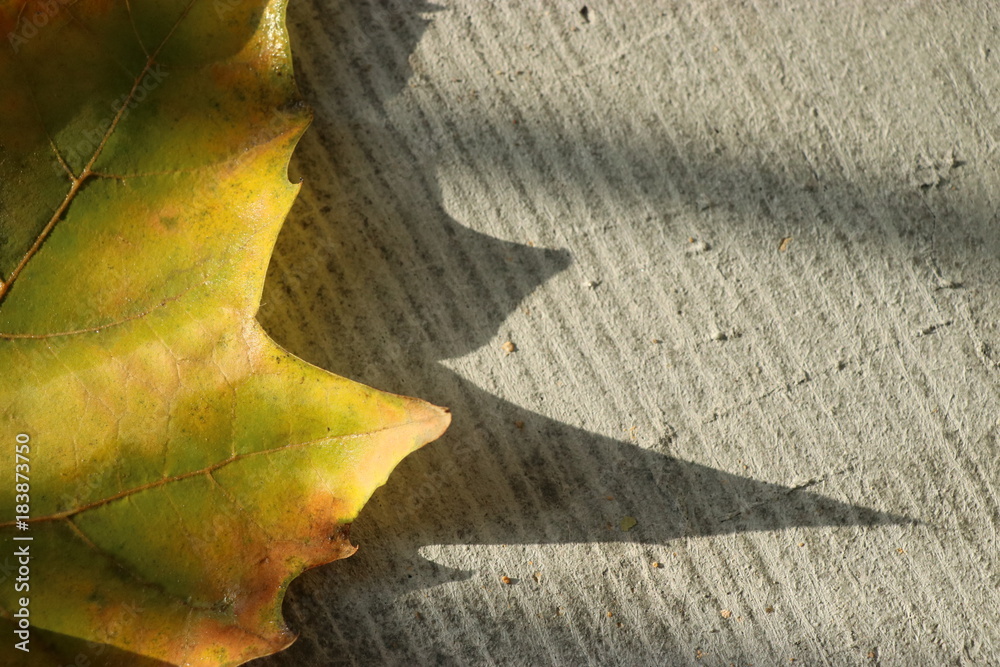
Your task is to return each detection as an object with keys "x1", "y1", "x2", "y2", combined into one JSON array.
[{"x1": 252, "y1": 1, "x2": 1000, "y2": 664}]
